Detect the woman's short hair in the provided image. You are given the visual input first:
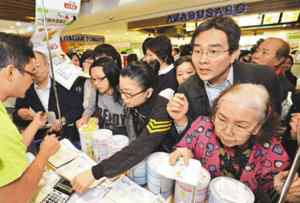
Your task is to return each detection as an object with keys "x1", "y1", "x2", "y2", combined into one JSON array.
[
  {"x1": 211, "y1": 83, "x2": 282, "y2": 144},
  {"x1": 80, "y1": 49, "x2": 95, "y2": 67},
  {"x1": 174, "y1": 55, "x2": 194, "y2": 69}
]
